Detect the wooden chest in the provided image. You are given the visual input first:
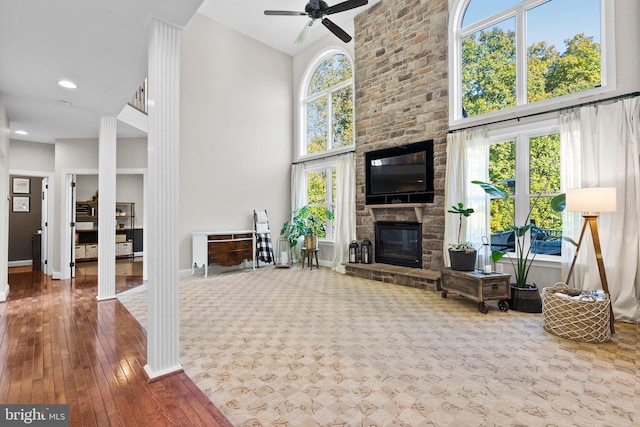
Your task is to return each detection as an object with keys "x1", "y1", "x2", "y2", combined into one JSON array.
[
  {"x1": 207, "y1": 233, "x2": 253, "y2": 267},
  {"x1": 441, "y1": 268, "x2": 511, "y2": 314}
]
